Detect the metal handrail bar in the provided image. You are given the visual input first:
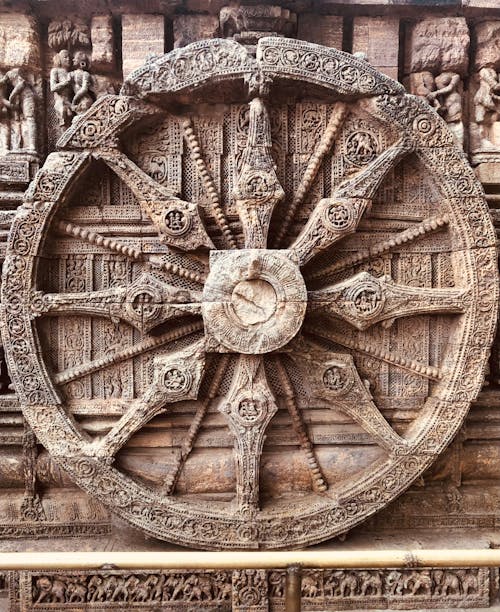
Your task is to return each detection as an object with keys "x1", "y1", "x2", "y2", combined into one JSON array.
[{"x1": 0, "y1": 549, "x2": 498, "y2": 570}]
